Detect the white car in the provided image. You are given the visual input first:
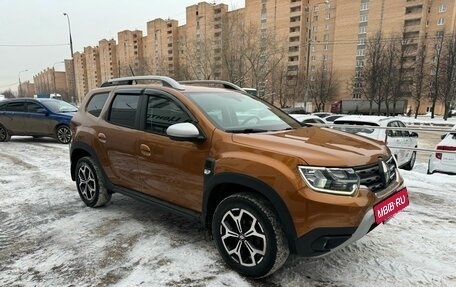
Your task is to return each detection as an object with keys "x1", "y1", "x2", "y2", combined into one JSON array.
[
  {"x1": 428, "y1": 125, "x2": 456, "y2": 174},
  {"x1": 334, "y1": 115, "x2": 418, "y2": 170},
  {"x1": 290, "y1": 114, "x2": 326, "y2": 125}
]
